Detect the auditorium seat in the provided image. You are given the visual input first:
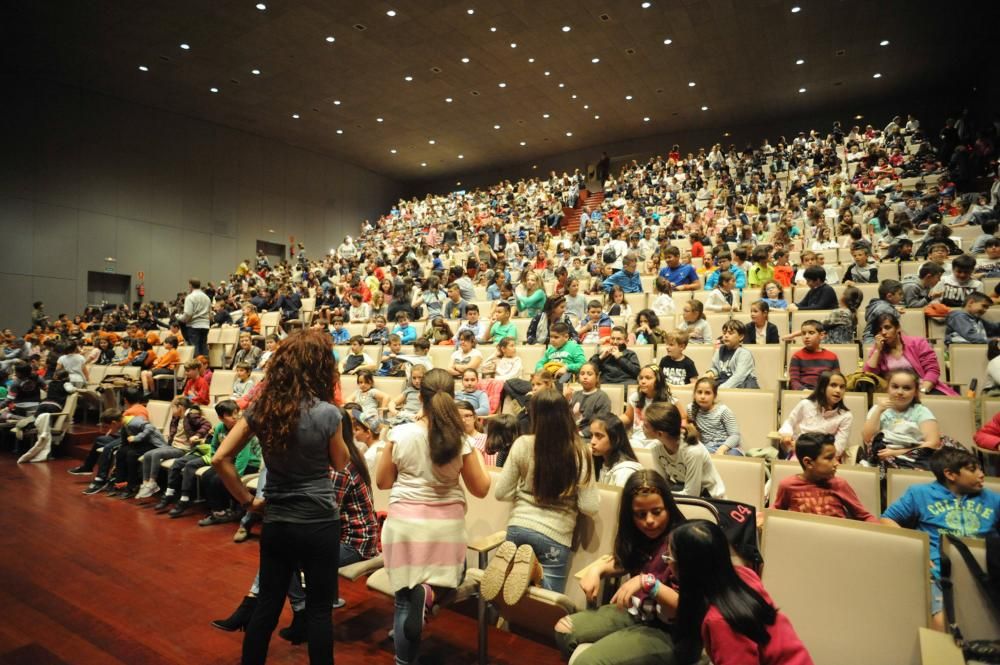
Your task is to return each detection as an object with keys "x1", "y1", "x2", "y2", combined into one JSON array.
[
  {"x1": 767, "y1": 459, "x2": 881, "y2": 515},
  {"x1": 940, "y1": 536, "x2": 1000, "y2": 642}
]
